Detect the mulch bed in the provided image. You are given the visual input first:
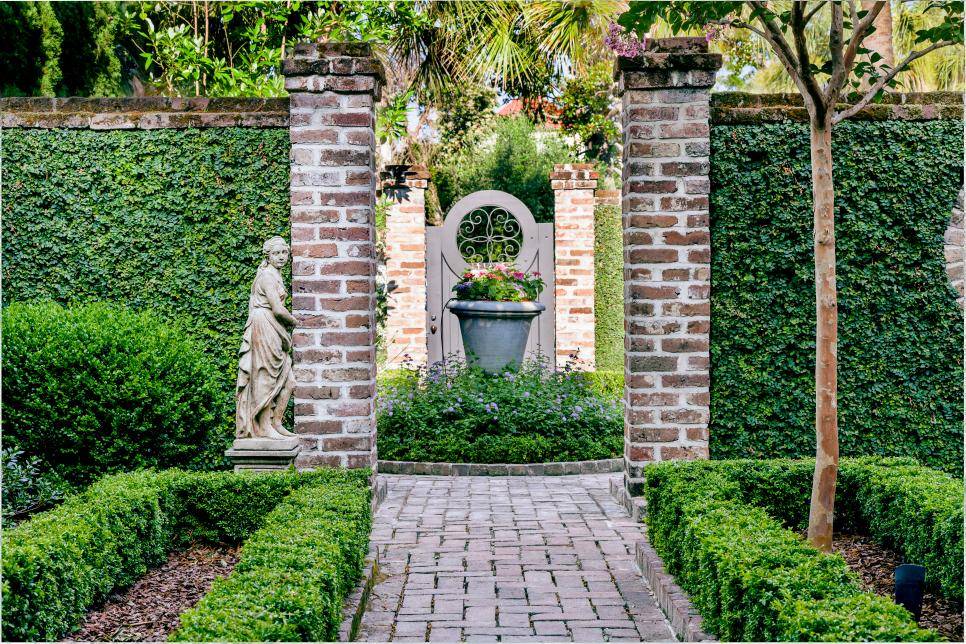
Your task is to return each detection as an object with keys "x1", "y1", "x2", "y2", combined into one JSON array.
[
  {"x1": 834, "y1": 533, "x2": 963, "y2": 642},
  {"x1": 64, "y1": 543, "x2": 240, "y2": 642}
]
